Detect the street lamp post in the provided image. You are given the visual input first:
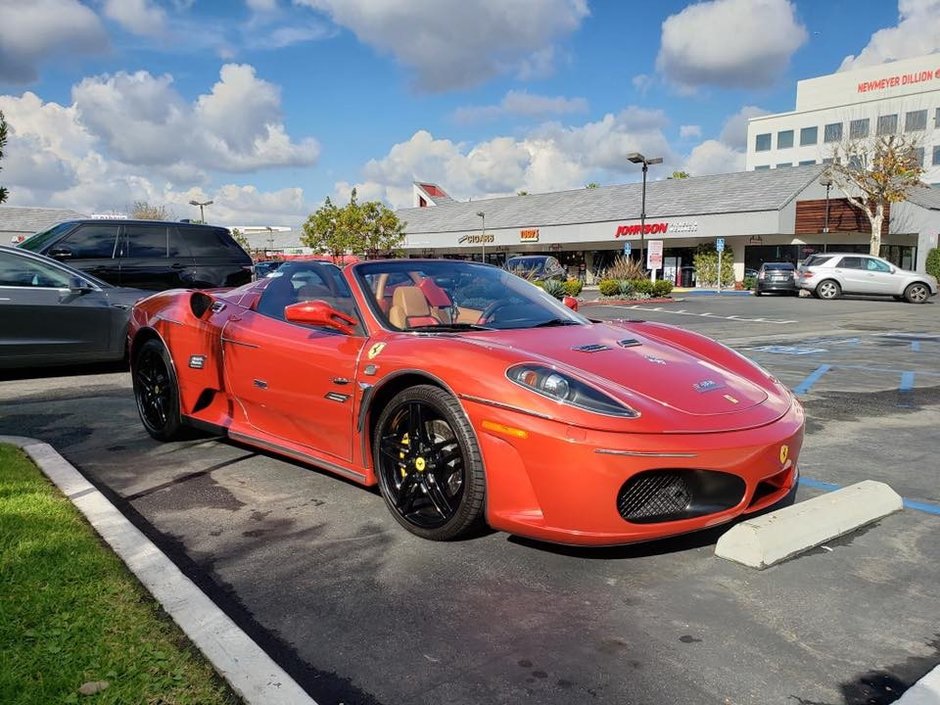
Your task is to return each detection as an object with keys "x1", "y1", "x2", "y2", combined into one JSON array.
[
  {"x1": 476, "y1": 210, "x2": 486, "y2": 263},
  {"x1": 188, "y1": 199, "x2": 213, "y2": 223},
  {"x1": 626, "y1": 152, "x2": 662, "y2": 276},
  {"x1": 819, "y1": 174, "x2": 833, "y2": 233}
]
